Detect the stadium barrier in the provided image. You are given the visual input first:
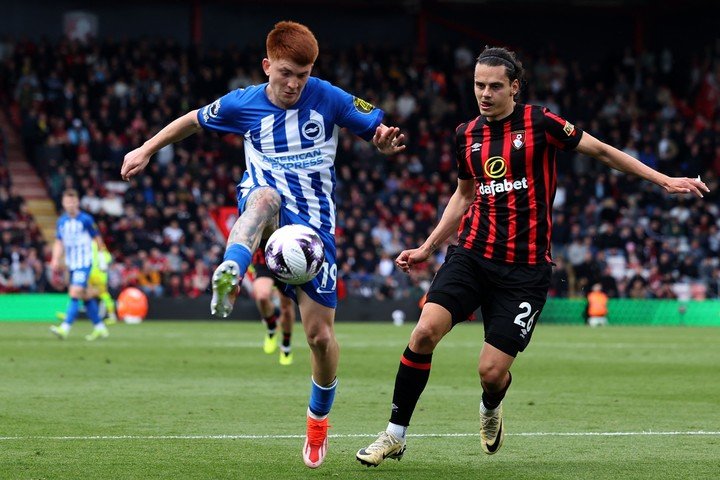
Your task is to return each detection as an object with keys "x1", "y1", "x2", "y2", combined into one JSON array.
[
  {"x1": 542, "y1": 298, "x2": 720, "y2": 327},
  {"x1": 1, "y1": 295, "x2": 719, "y2": 326}
]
